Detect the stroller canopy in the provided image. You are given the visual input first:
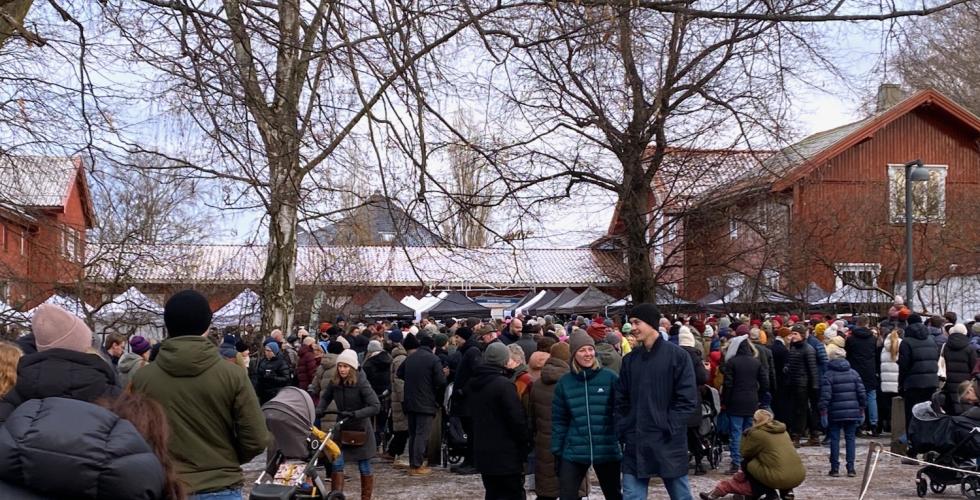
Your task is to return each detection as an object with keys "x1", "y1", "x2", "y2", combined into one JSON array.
[{"x1": 262, "y1": 387, "x2": 316, "y2": 460}]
